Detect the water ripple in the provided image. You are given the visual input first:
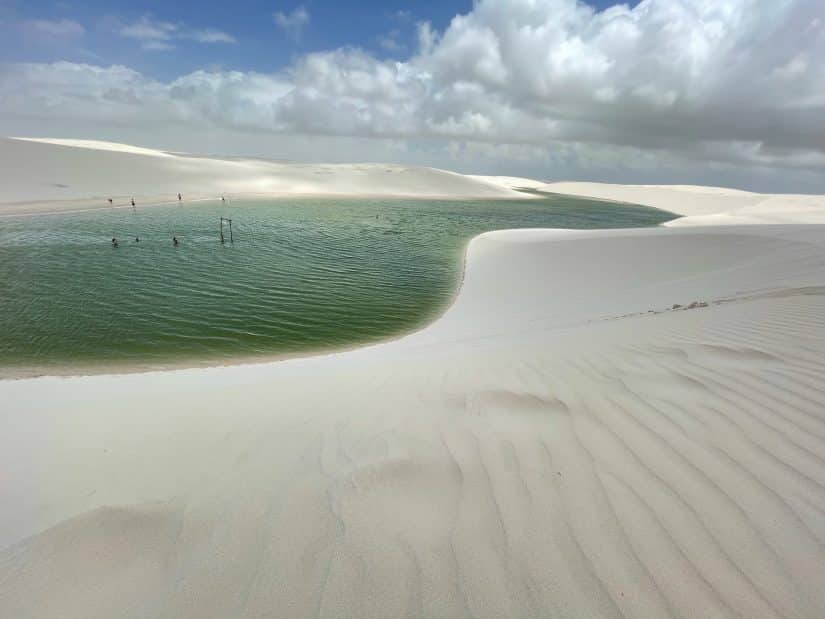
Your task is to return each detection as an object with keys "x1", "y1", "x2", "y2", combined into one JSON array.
[{"x1": 0, "y1": 196, "x2": 674, "y2": 369}]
